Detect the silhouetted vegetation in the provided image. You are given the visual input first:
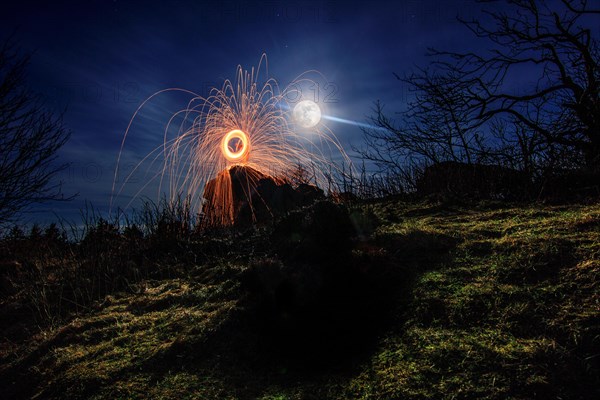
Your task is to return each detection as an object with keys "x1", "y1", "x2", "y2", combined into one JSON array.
[
  {"x1": 0, "y1": 36, "x2": 72, "y2": 227},
  {"x1": 358, "y1": 0, "x2": 600, "y2": 200},
  {"x1": 1, "y1": 198, "x2": 598, "y2": 399}
]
